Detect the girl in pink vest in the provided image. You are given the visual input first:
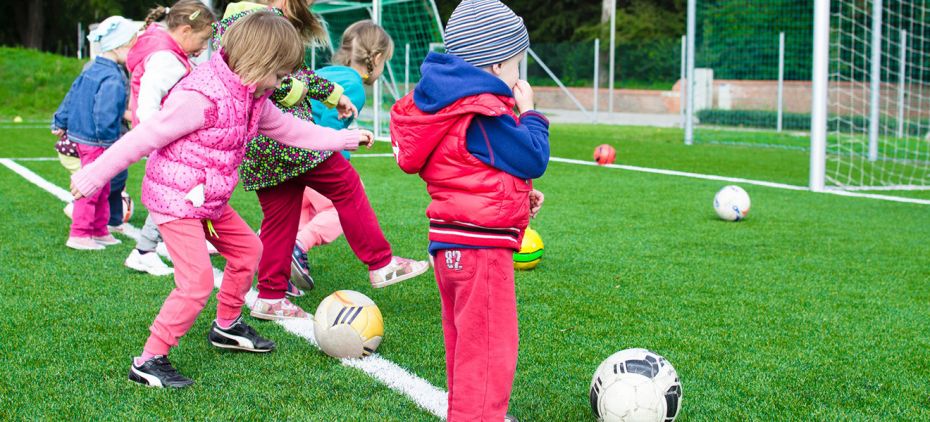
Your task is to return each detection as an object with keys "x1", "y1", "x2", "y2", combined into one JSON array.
[
  {"x1": 71, "y1": 12, "x2": 373, "y2": 388},
  {"x1": 122, "y1": 0, "x2": 217, "y2": 277}
]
